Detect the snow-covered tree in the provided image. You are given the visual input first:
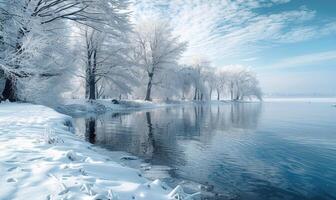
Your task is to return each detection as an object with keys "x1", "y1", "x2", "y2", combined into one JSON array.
[
  {"x1": 77, "y1": 25, "x2": 133, "y2": 100},
  {"x1": 189, "y1": 58, "x2": 209, "y2": 101},
  {"x1": 78, "y1": 0, "x2": 134, "y2": 100},
  {"x1": 178, "y1": 66, "x2": 195, "y2": 100},
  {"x1": 132, "y1": 18, "x2": 187, "y2": 101},
  {"x1": 0, "y1": 0, "x2": 123, "y2": 103},
  {"x1": 203, "y1": 67, "x2": 218, "y2": 100},
  {"x1": 225, "y1": 67, "x2": 262, "y2": 101},
  {"x1": 0, "y1": 0, "x2": 135, "y2": 103},
  {"x1": 214, "y1": 68, "x2": 228, "y2": 100},
  {"x1": 0, "y1": 1, "x2": 263, "y2": 103}
]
